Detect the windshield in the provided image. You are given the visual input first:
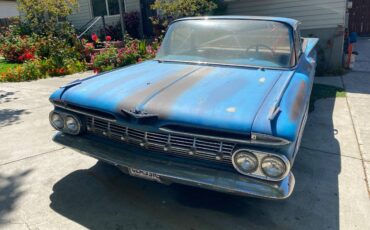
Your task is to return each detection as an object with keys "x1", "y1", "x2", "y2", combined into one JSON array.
[{"x1": 156, "y1": 19, "x2": 294, "y2": 68}]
